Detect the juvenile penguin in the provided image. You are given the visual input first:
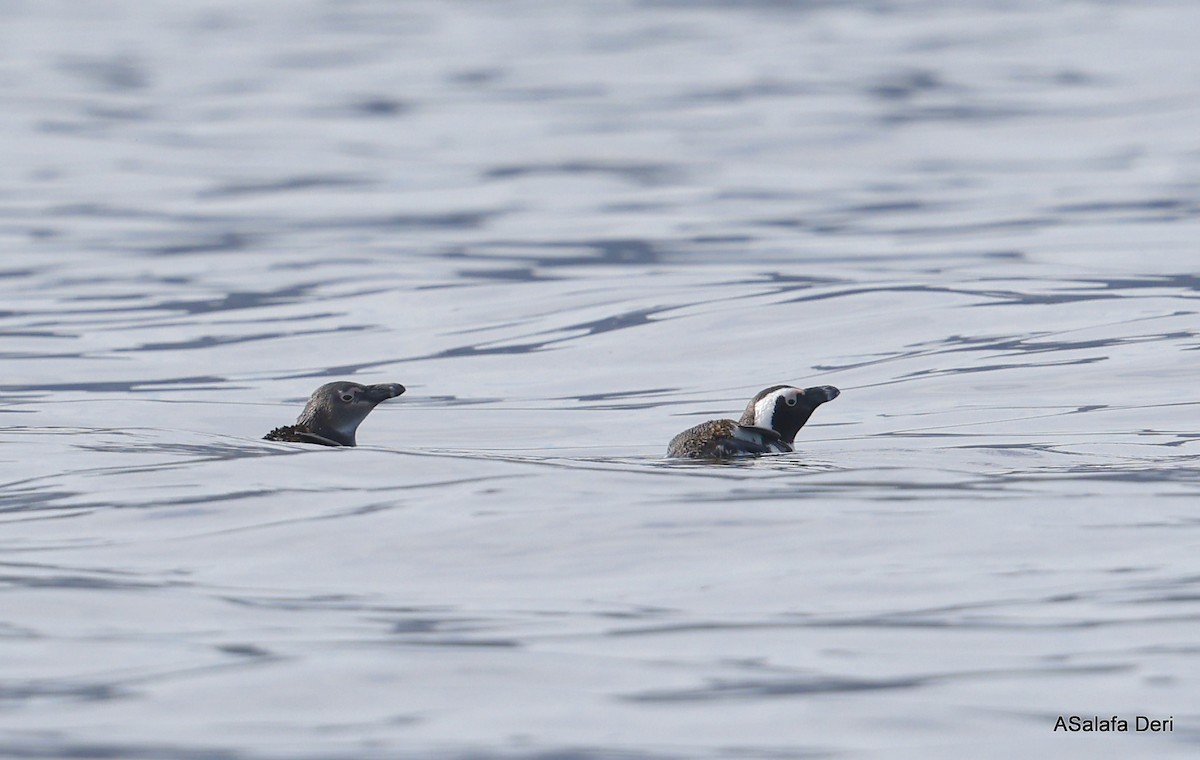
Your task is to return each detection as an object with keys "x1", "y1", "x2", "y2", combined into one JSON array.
[
  {"x1": 264, "y1": 381, "x2": 406, "y2": 446},
  {"x1": 667, "y1": 385, "x2": 839, "y2": 459}
]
